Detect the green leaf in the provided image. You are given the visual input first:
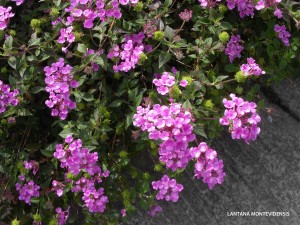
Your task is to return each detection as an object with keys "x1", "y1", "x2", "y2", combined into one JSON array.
[
  {"x1": 220, "y1": 22, "x2": 233, "y2": 30},
  {"x1": 164, "y1": 26, "x2": 175, "y2": 41},
  {"x1": 125, "y1": 113, "x2": 134, "y2": 129},
  {"x1": 59, "y1": 128, "x2": 74, "y2": 138},
  {"x1": 109, "y1": 99, "x2": 123, "y2": 107},
  {"x1": 30, "y1": 198, "x2": 40, "y2": 204},
  {"x1": 158, "y1": 52, "x2": 171, "y2": 68},
  {"x1": 8, "y1": 56, "x2": 17, "y2": 69},
  {"x1": 28, "y1": 37, "x2": 41, "y2": 47},
  {"x1": 0, "y1": 164, "x2": 4, "y2": 173},
  {"x1": 182, "y1": 100, "x2": 192, "y2": 109},
  {"x1": 4, "y1": 36, "x2": 13, "y2": 49},
  {"x1": 31, "y1": 86, "x2": 44, "y2": 94},
  {"x1": 77, "y1": 43, "x2": 87, "y2": 54},
  {"x1": 194, "y1": 125, "x2": 207, "y2": 139},
  {"x1": 134, "y1": 94, "x2": 143, "y2": 106},
  {"x1": 82, "y1": 93, "x2": 94, "y2": 102},
  {"x1": 163, "y1": 0, "x2": 172, "y2": 7}
]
